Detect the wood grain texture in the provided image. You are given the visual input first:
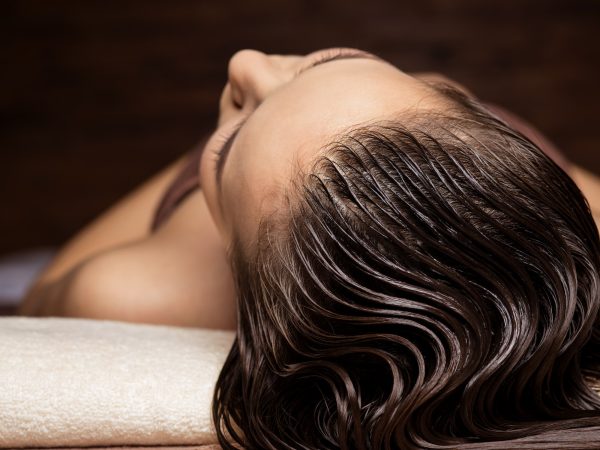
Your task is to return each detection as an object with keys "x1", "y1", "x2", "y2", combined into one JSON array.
[{"x1": 1, "y1": 0, "x2": 598, "y2": 254}]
